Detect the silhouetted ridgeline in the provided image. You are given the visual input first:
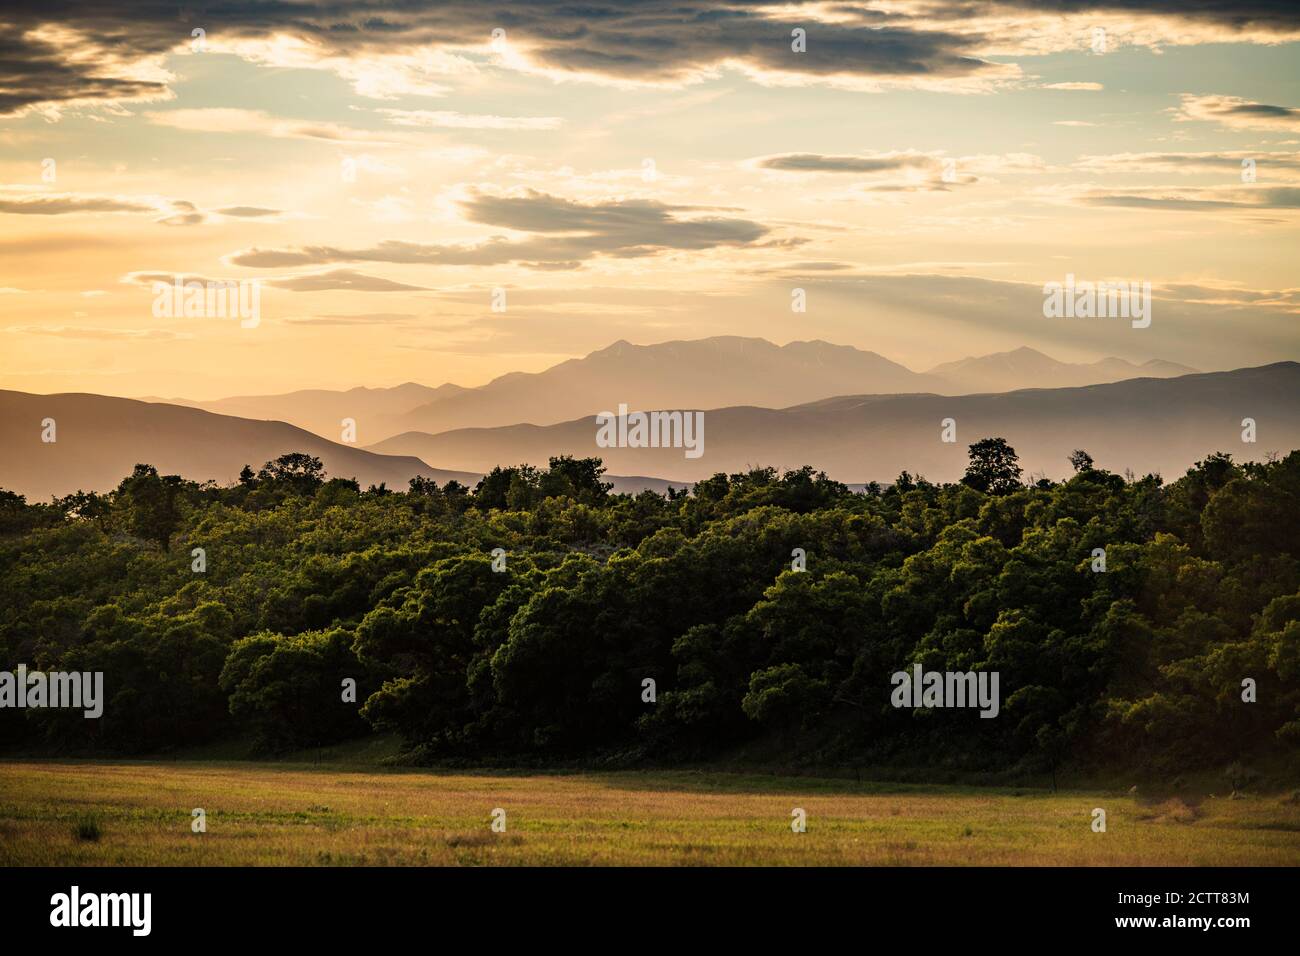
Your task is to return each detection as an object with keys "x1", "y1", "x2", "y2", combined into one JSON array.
[
  {"x1": 1, "y1": 447, "x2": 1297, "y2": 780},
  {"x1": 369, "y1": 362, "x2": 1300, "y2": 483},
  {"x1": 6, "y1": 363, "x2": 1296, "y2": 496},
  {"x1": 145, "y1": 338, "x2": 1199, "y2": 443}
]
